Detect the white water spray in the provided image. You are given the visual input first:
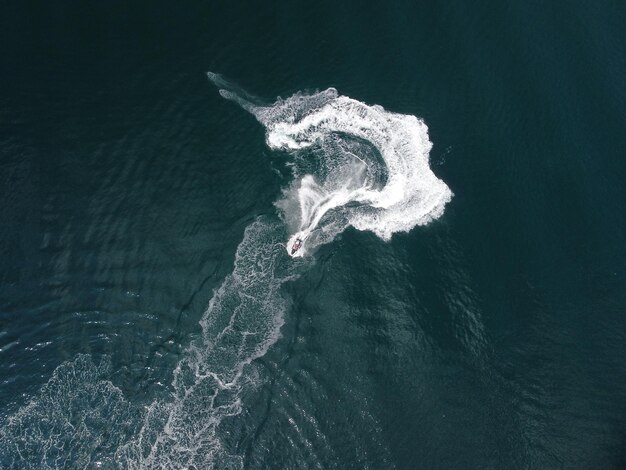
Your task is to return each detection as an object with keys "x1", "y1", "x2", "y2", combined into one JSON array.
[{"x1": 208, "y1": 73, "x2": 453, "y2": 257}]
